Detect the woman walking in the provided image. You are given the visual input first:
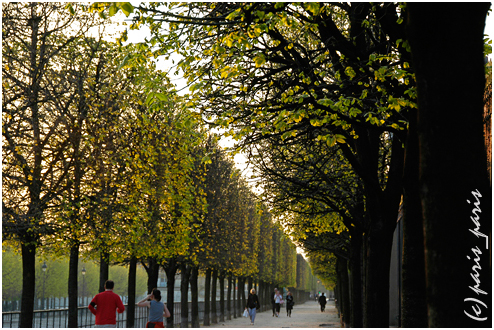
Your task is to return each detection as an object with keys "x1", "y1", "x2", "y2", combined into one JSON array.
[
  {"x1": 286, "y1": 291, "x2": 294, "y2": 317},
  {"x1": 273, "y1": 289, "x2": 283, "y2": 317},
  {"x1": 246, "y1": 288, "x2": 260, "y2": 325},
  {"x1": 137, "y1": 288, "x2": 171, "y2": 328}
]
